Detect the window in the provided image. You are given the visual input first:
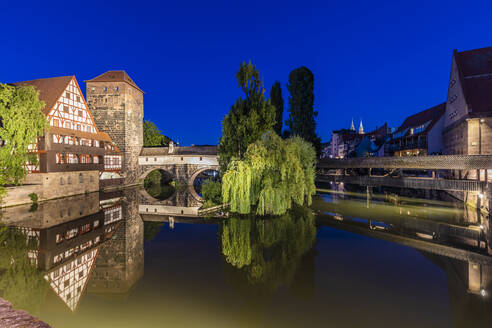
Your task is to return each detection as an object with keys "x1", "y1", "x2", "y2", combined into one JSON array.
[
  {"x1": 65, "y1": 92, "x2": 70, "y2": 99},
  {"x1": 56, "y1": 233, "x2": 63, "y2": 244},
  {"x1": 115, "y1": 86, "x2": 119, "y2": 91},
  {"x1": 79, "y1": 173, "x2": 83, "y2": 183},
  {"x1": 67, "y1": 176, "x2": 72, "y2": 184},
  {"x1": 64, "y1": 280, "x2": 70, "y2": 288},
  {"x1": 91, "y1": 87, "x2": 95, "y2": 92},
  {"x1": 63, "y1": 105, "x2": 69, "y2": 113},
  {"x1": 65, "y1": 122, "x2": 71, "y2": 129},
  {"x1": 449, "y1": 94, "x2": 458, "y2": 104},
  {"x1": 78, "y1": 110, "x2": 83, "y2": 117},
  {"x1": 77, "y1": 124, "x2": 81, "y2": 131},
  {"x1": 76, "y1": 96, "x2": 80, "y2": 102},
  {"x1": 104, "y1": 87, "x2": 108, "y2": 92},
  {"x1": 53, "y1": 119, "x2": 59, "y2": 127},
  {"x1": 60, "y1": 177, "x2": 64, "y2": 185},
  {"x1": 93, "y1": 220, "x2": 100, "y2": 228}
]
